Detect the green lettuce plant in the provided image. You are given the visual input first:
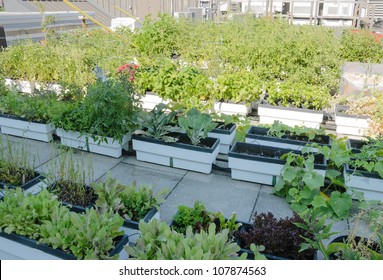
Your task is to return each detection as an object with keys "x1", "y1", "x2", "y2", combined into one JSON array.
[
  {"x1": 126, "y1": 220, "x2": 245, "y2": 260},
  {"x1": 92, "y1": 175, "x2": 168, "y2": 222},
  {"x1": 178, "y1": 108, "x2": 217, "y2": 145}
]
